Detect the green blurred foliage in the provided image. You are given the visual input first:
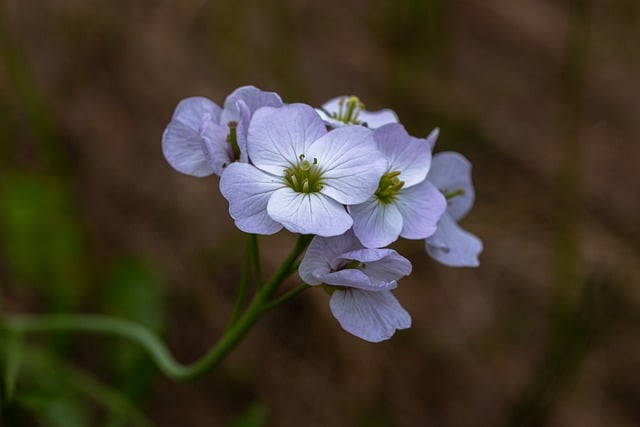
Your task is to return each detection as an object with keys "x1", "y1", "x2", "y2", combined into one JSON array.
[
  {"x1": 226, "y1": 402, "x2": 268, "y2": 427},
  {"x1": 0, "y1": 172, "x2": 88, "y2": 310}
]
